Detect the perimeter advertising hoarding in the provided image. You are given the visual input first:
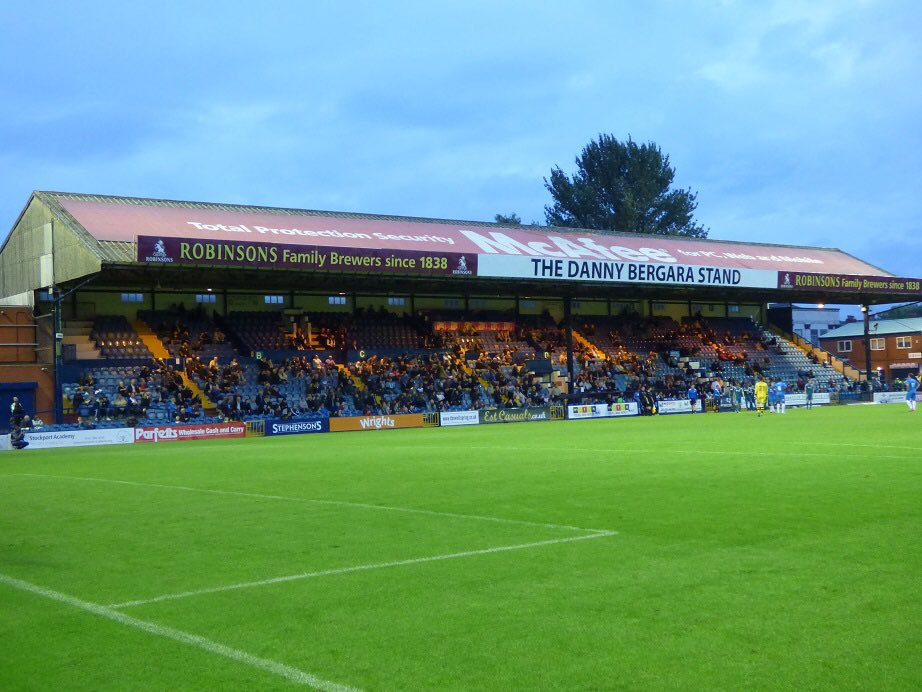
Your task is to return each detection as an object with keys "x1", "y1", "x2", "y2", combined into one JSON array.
[
  {"x1": 137, "y1": 236, "x2": 476, "y2": 278},
  {"x1": 263, "y1": 418, "x2": 330, "y2": 436},
  {"x1": 134, "y1": 422, "x2": 246, "y2": 442},
  {"x1": 657, "y1": 399, "x2": 694, "y2": 415},
  {"x1": 478, "y1": 406, "x2": 563, "y2": 424},
  {"x1": 873, "y1": 392, "x2": 920, "y2": 404},
  {"x1": 567, "y1": 402, "x2": 639, "y2": 419},
  {"x1": 776, "y1": 271, "x2": 922, "y2": 296},
  {"x1": 329, "y1": 413, "x2": 437, "y2": 432},
  {"x1": 13, "y1": 427, "x2": 135, "y2": 450},
  {"x1": 784, "y1": 393, "x2": 832, "y2": 407},
  {"x1": 439, "y1": 411, "x2": 480, "y2": 426}
]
